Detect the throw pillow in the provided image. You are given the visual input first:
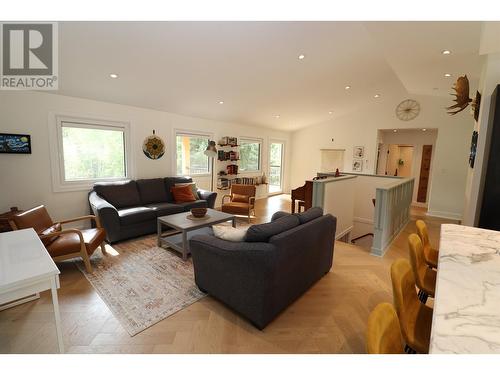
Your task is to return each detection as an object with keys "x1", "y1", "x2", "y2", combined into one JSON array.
[
  {"x1": 295, "y1": 207, "x2": 324, "y2": 224},
  {"x1": 232, "y1": 193, "x2": 249, "y2": 203},
  {"x1": 175, "y1": 182, "x2": 200, "y2": 200},
  {"x1": 212, "y1": 225, "x2": 248, "y2": 242},
  {"x1": 38, "y1": 223, "x2": 62, "y2": 246},
  {"x1": 171, "y1": 185, "x2": 196, "y2": 203},
  {"x1": 245, "y1": 215, "x2": 300, "y2": 242}
]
